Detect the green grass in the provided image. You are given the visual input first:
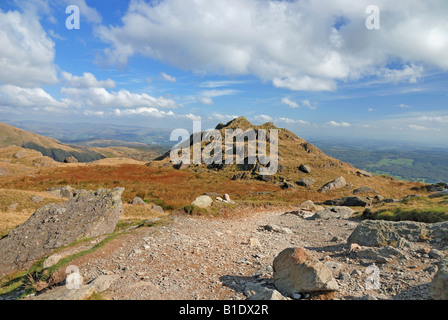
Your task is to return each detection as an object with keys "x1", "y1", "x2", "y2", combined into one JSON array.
[{"x1": 363, "y1": 195, "x2": 448, "y2": 223}]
